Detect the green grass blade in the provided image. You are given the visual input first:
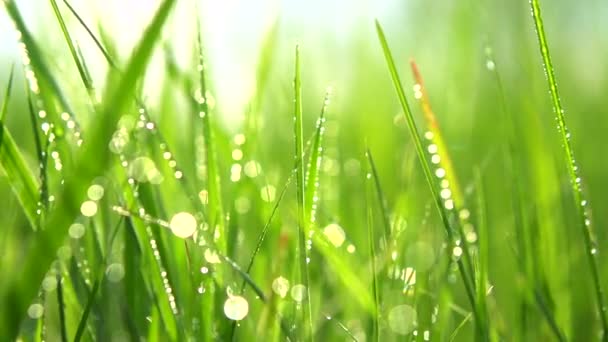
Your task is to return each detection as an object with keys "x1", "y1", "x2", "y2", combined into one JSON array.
[
  {"x1": 62, "y1": 0, "x2": 116, "y2": 68},
  {"x1": 55, "y1": 275, "x2": 68, "y2": 342},
  {"x1": 73, "y1": 276, "x2": 101, "y2": 342},
  {"x1": 293, "y1": 45, "x2": 313, "y2": 341},
  {"x1": 48, "y1": 0, "x2": 93, "y2": 94},
  {"x1": 374, "y1": 19, "x2": 485, "y2": 338},
  {"x1": 365, "y1": 163, "x2": 380, "y2": 342},
  {"x1": 530, "y1": 0, "x2": 608, "y2": 336},
  {"x1": 195, "y1": 12, "x2": 226, "y2": 254},
  {"x1": 304, "y1": 90, "x2": 329, "y2": 223},
  {"x1": 0, "y1": 0, "x2": 176, "y2": 338},
  {"x1": 0, "y1": 64, "x2": 15, "y2": 122},
  {"x1": 365, "y1": 148, "x2": 391, "y2": 242},
  {"x1": 0, "y1": 70, "x2": 40, "y2": 230}
]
